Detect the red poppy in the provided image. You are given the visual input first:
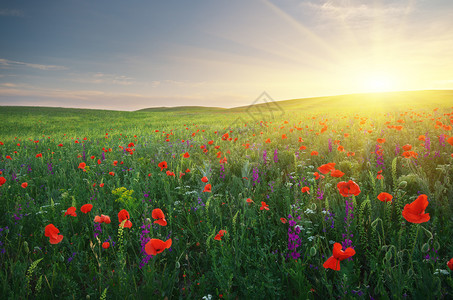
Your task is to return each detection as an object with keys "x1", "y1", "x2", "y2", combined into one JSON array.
[
  {"x1": 99, "y1": 183, "x2": 104, "y2": 188},
  {"x1": 318, "y1": 163, "x2": 336, "y2": 174},
  {"x1": 128, "y1": 142, "x2": 134, "y2": 147},
  {"x1": 201, "y1": 176, "x2": 208, "y2": 183},
  {"x1": 94, "y1": 214, "x2": 111, "y2": 224},
  {"x1": 376, "y1": 170, "x2": 383, "y2": 180},
  {"x1": 246, "y1": 198, "x2": 253, "y2": 203},
  {"x1": 113, "y1": 160, "x2": 118, "y2": 166},
  {"x1": 447, "y1": 137, "x2": 453, "y2": 146},
  {"x1": 81, "y1": 204, "x2": 93, "y2": 214},
  {"x1": 377, "y1": 138, "x2": 386, "y2": 144},
  {"x1": 447, "y1": 258, "x2": 453, "y2": 271},
  {"x1": 214, "y1": 230, "x2": 227, "y2": 241},
  {"x1": 0, "y1": 176, "x2": 6, "y2": 186},
  {"x1": 402, "y1": 194, "x2": 430, "y2": 223},
  {"x1": 166, "y1": 171, "x2": 175, "y2": 177},
  {"x1": 145, "y1": 238, "x2": 172, "y2": 255},
  {"x1": 260, "y1": 201, "x2": 269, "y2": 210},
  {"x1": 21, "y1": 182, "x2": 28, "y2": 188},
  {"x1": 36, "y1": 153, "x2": 42, "y2": 158},
  {"x1": 179, "y1": 172, "x2": 185, "y2": 178},
  {"x1": 64, "y1": 206, "x2": 77, "y2": 217},
  {"x1": 311, "y1": 151, "x2": 318, "y2": 156},
  {"x1": 402, "y1": 144, "x2": 412, "y2": 151},
  {"x1": 58, "y1": 143, "x2": 63, "y2": 147},
  {"x1": 118, "y1": 209, "x2": 132, "y2": 228},
  {"x1": 280, "y1": 218, "x2": 287, "y2": 224},
  {"x1": 299, "y1": 145, "x2": 307, "y2": 151},
  {"x1": 158, "y1": 161, "x2": 168, "y2": 171},
  {"x1": 44, "y1": 224, "x2": 64, "y2": 244},
  {"x1": 152, "y1": 208, "x2": 167, "y2": 226},
  {"x1": 337, "y1": 180, "x2": 361, "y2": 197},
  {"x1": 183, "y1": 152, "x2": 190, "y2": 158},
  {"x1": 282, "y1": 134, "x2": 287, "y2": 139},
  {"x1": 418, "y1": 135, "x2": 426, "y2": 141},
  {"x1": 377, "y1": 192, "x2": 393, "y2": 202},
  {"x1": 102, "y1": 242, "x2": 110, "y2": 249},
  {"x1": 78, "y1": 162, "x2": 86, "y2": 169},
  {"x1": 301, "y1": 186, "x2": 310, "y2": 194},
  {"x1": 330, "y1": 170, "x2": 345, "y2": 178},
  {"x1": 203, "y1": 184, "x2": 212, "y2": 193},
  {"x1": 323, "y1": 243, "x2": 356, "y2": 271}
]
